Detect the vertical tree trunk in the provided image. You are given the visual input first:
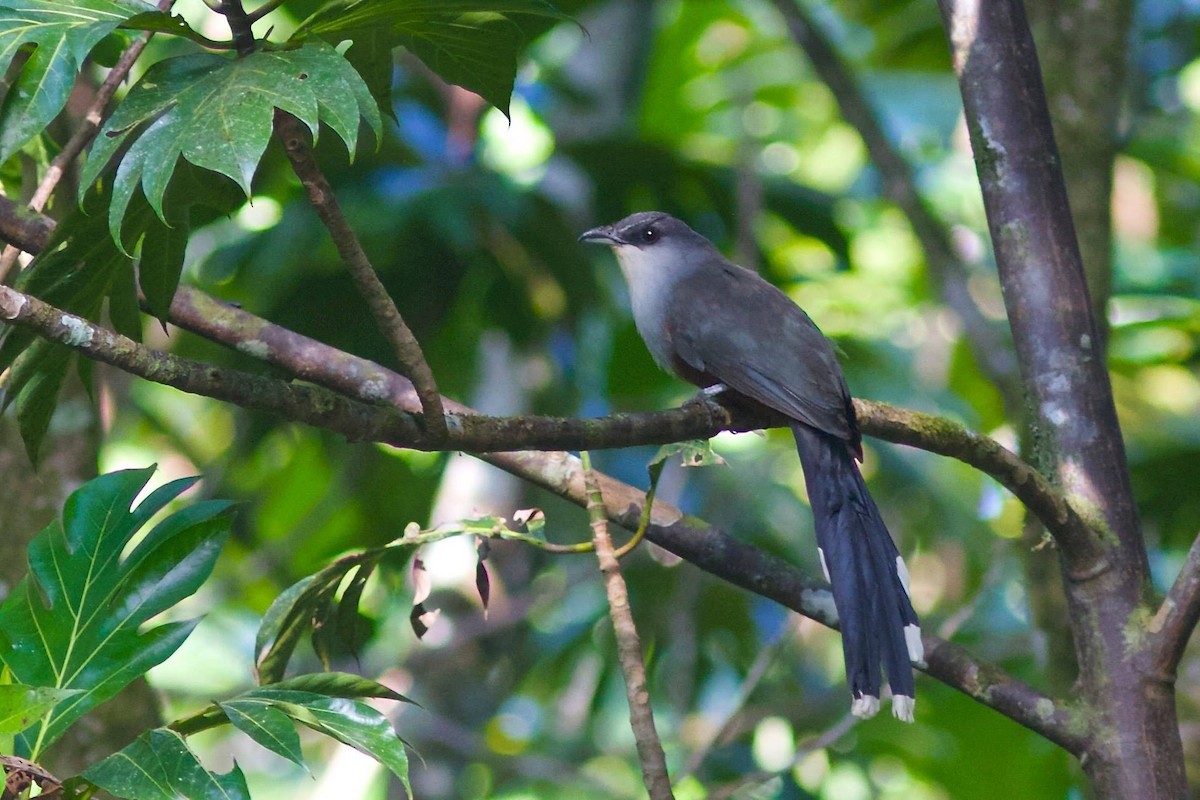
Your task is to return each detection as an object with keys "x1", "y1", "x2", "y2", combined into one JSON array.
[{"x1": 936, "y1": 1, "x2": 1186, "y2": 796}]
